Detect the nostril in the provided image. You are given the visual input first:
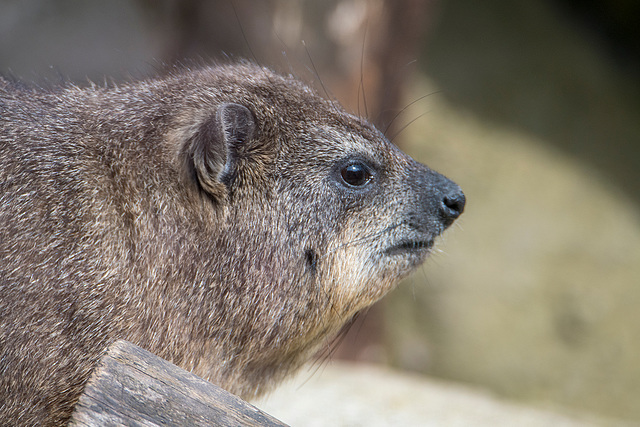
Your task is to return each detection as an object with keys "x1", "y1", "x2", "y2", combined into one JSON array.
[{"x1": 442, "y1": 190, "x2": 466, "y2": 220}]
